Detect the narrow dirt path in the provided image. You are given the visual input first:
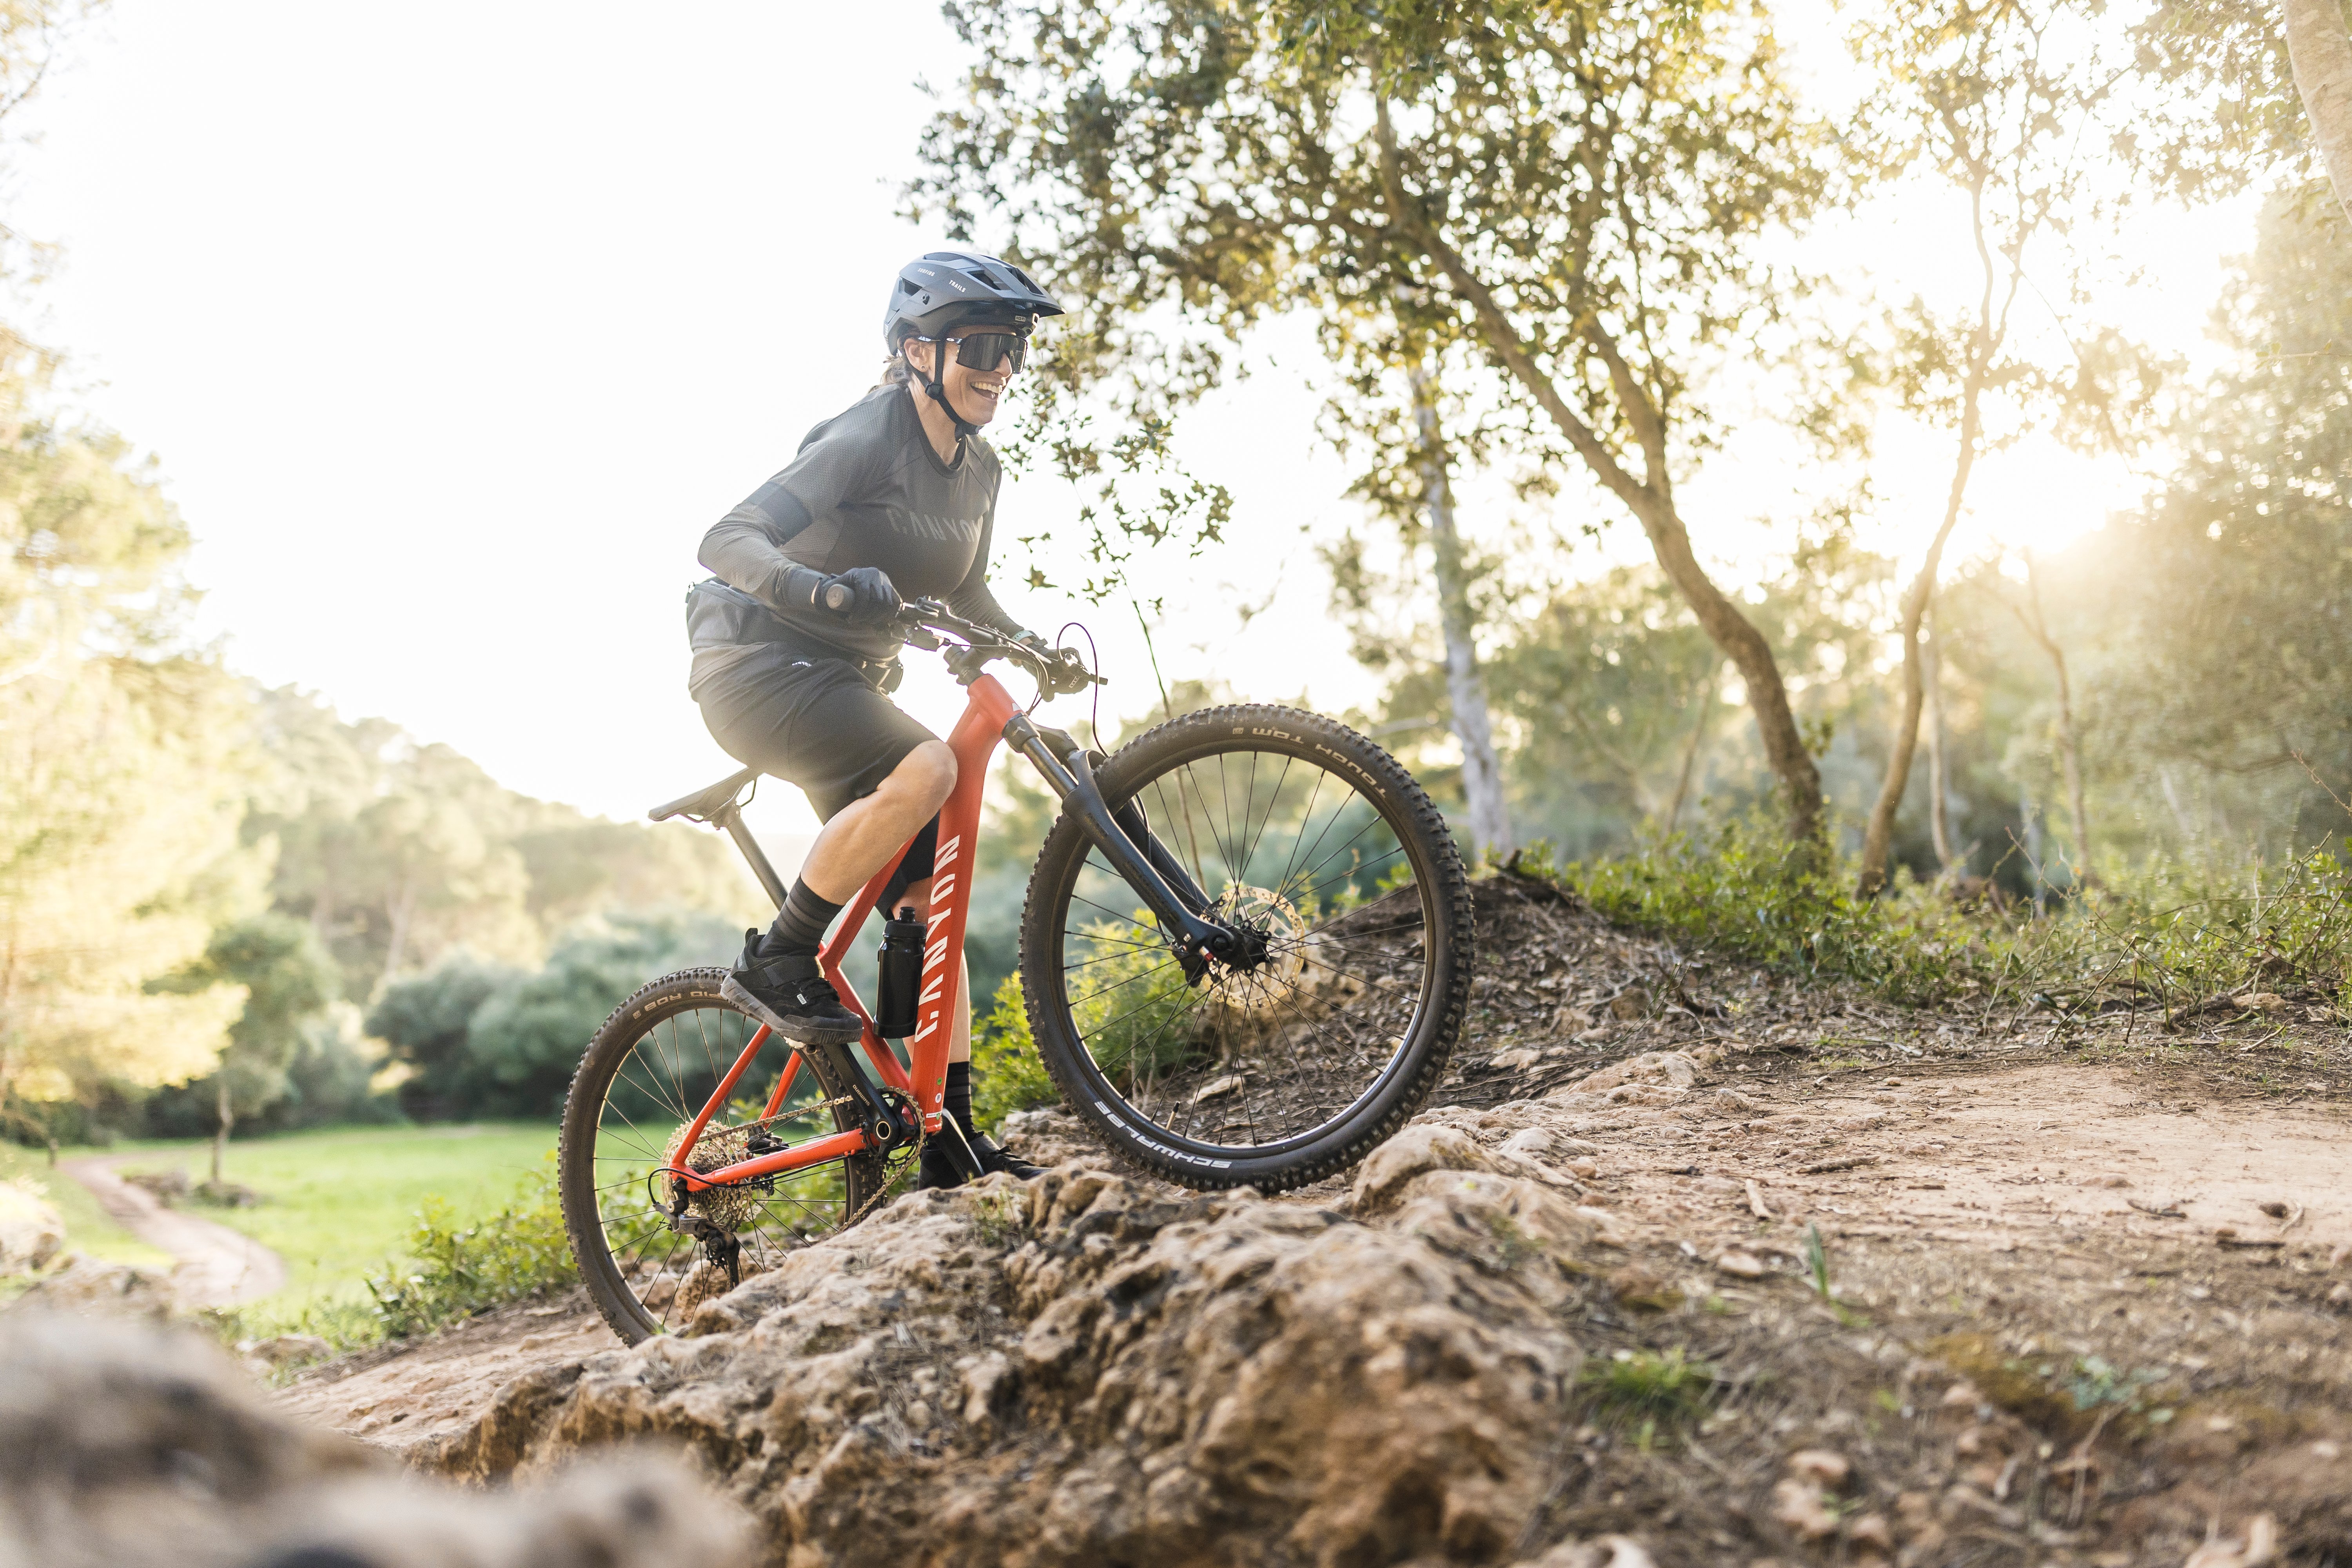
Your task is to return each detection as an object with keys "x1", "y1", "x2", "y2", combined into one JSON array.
[{"x1": 57, "y1": 1154, "x2": 287, "y2": 1307}]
